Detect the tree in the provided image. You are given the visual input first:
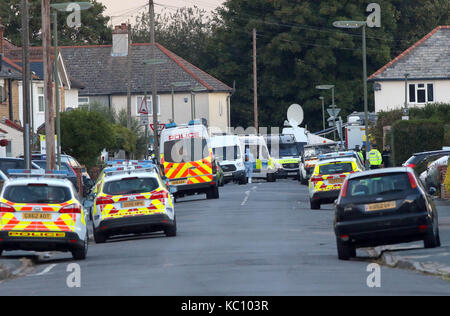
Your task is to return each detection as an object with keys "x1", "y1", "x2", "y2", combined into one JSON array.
[
  {"x1": 60, "y1": 109, "x2": 114, "y2": 167},
  {"x1": 0, "y1": 0, "x2": 111, "y2": 47}
]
